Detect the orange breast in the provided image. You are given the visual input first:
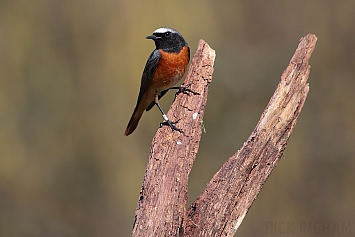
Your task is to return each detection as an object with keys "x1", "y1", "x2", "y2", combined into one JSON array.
[{"x1": 150, "y1": 46, "x2": 189, "y2": 94}]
